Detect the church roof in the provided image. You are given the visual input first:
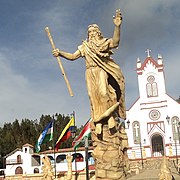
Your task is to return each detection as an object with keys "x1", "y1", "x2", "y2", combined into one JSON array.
[
  {"x1": 22, "y1": 143, "x2": 34, "y2": 148},
  {"x1": 137, "y1": 55, "x2": 164, "y2": 75},
  {"x1": 4, "y1": 148, "x2": 22, "y2": 158},
  {"x1": 137, "y1": 56, "x2": 163, "y2": 71}
]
